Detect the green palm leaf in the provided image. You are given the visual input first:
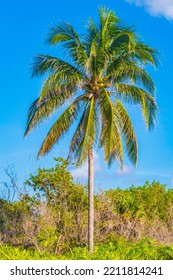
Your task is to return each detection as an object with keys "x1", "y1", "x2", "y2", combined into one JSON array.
[
  {"x1": 37, "y1": 72, "x2": 78, "y2": 103},
  {"x1": 46, "y1": 22, "x2": 78, "y2": 45},
  {"x1": 133, "y1": 42, "x2": 160, "y2": 67},
  {"x1": 37, "y1": 95, "x2": 86, "y2": 158},
  {"x1": 74, "y1": 98, "x2": 96, "y2": 164},
  {"x1": 108, "y1": 61, "x2": 155, "y2": 93},
  {"x1": 31, "y1": 54, "x2": 83, "y2": 80},
  {"x1": 115, "y1": 99, "x2": 138, "y2": 166},
  {"x1": 99, "y1": 89, "x2": 123, "y2": 166},
  {"x1": 46, "y1": 22, "x2": 88, "y2": 69},
  {"x1": 114, "y1": 84, "x2": 158, "y2": 130}
]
